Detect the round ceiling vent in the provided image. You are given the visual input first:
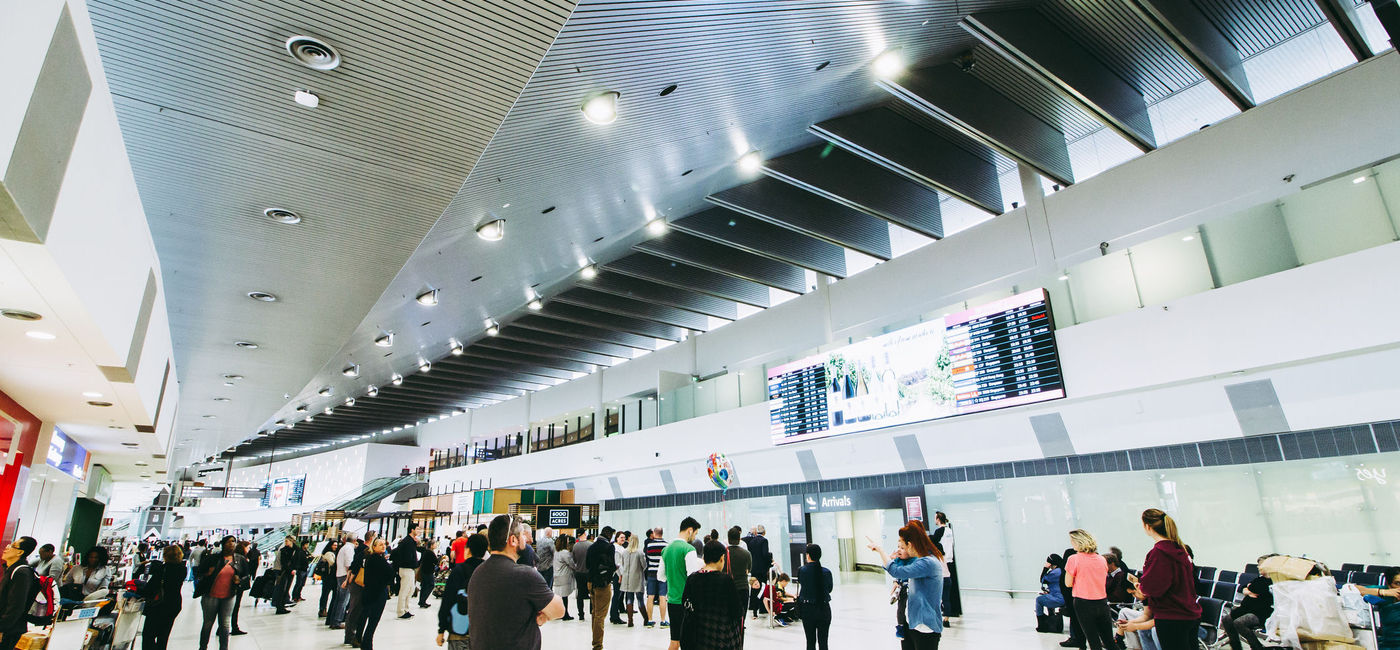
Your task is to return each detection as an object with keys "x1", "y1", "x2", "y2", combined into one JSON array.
[
  {"x1": 285, "y1": 35, "x2": 341, "y2": 71},
  {"x1": 247, "y1": 291, "x2": 278, "y2": 302},
  {"x1": 0, "y1": 309, "x2": 42, "y2": 322},
  {"x1": 233, "y1": 341, "x2": 259, "y2": 349},
  {"x1": 263, "y1": 208, "x2": 301, "y2": 224}
]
